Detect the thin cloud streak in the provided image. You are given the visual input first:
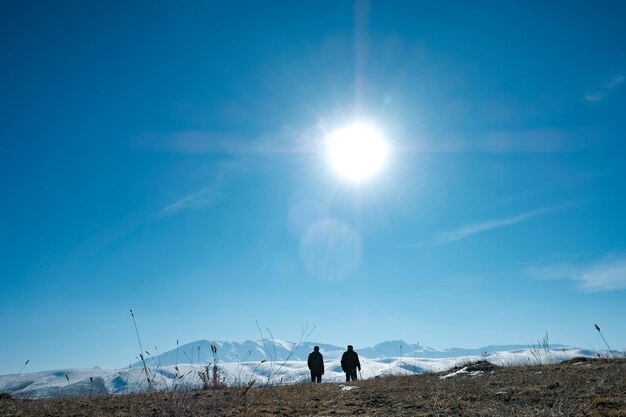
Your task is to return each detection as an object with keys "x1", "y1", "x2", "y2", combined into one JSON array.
[
  {"x1": 433, "y1": 207, "x2": 553, "y2": 245},
  {"x1": 408, "y1": 205, "x2": 566, "y2": 247},
  {"x1": 134, "y1": 125, "x2": 323, "y2": 157},
  {"x1": 528, "y1": 252, "x2": 626, "y2": 292},
  {"x1": 157, "y1": 183, "x2": 220, "y2": 217},
  {"x1": 146, "y1": 124, "x2": 323, "y2": 219},
  {"x1": 155, "y1": 164, "x2": 239, "y2": 218},
  {"x1": 583, "y1": 73, "x2": 624, "y2": 103},
  {"x1": 402, "y1": 128, "x2": 587, "y2": 155}
]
